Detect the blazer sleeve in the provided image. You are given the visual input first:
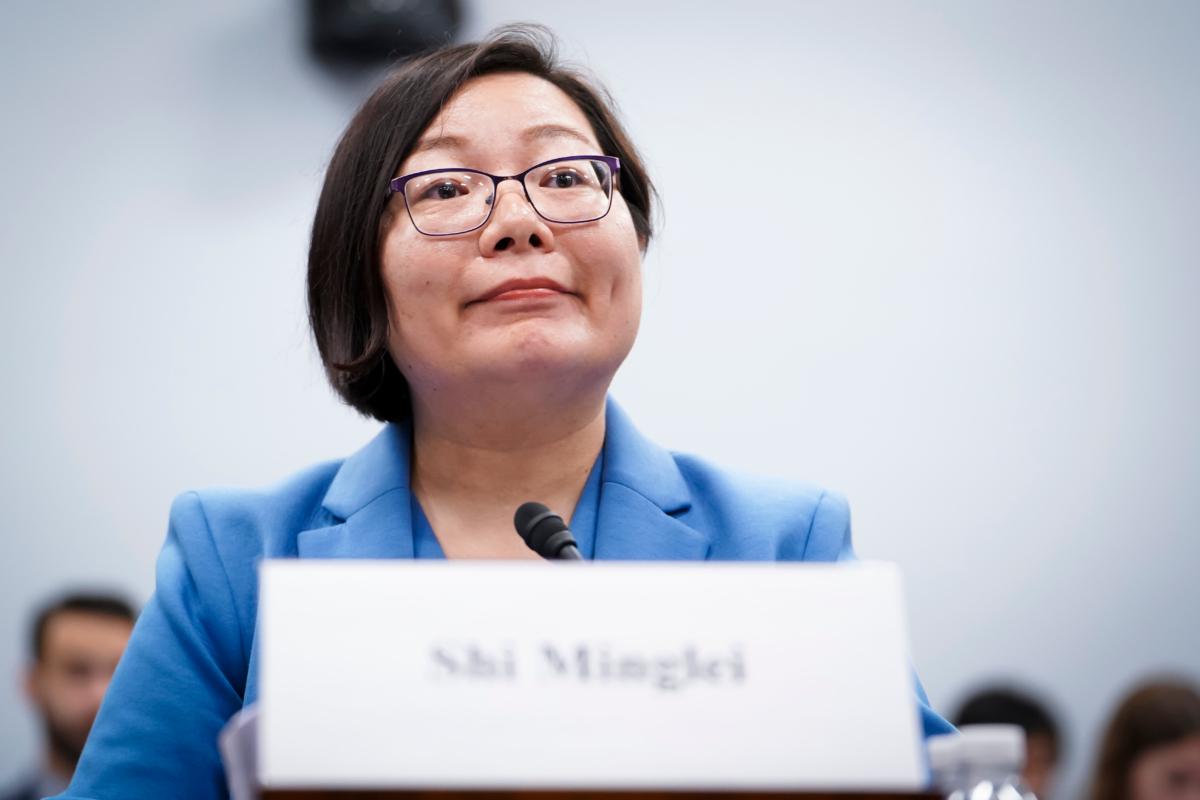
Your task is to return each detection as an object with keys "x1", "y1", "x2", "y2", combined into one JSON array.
[
  {"x1": 801, "y1": 489, "x2": 956, "y2": 740},
  {"x1": 53, "y1": 492, "x2": 246, "y2": 800}
]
